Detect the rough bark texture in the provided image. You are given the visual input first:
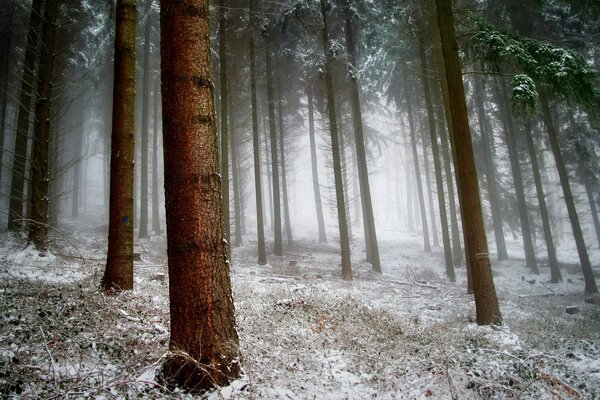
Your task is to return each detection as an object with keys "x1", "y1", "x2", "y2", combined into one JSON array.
[
  {"x1": 307, "y1": 84, "x2": 327, "y2": 243},
  {"x1": 524, "y1": 119, "x2": 561, "y2": 282},
  {"x1": 265, "y1": 36, "x2": 283, "y2": 256},
  {"x1": 249, "y1": 0, "x2": 266, "y2": 264},
  {"x1": 8, "y1": 0, "x2": 43, "y2": 232},
  {"x1": 103, "y1": 0, "x2": 136, "y2": 292},
  {"x1": 159, "y1": 0, "x2": 241, "y2": 390},
  {"x1": 435, "y1": 0, "x2": 501, "y2": 325},
  {"x1": 28, "y1": 0, "x2": 59, "y2": 251},
  {"x1": 540, "y1": 93, "x2": 597, "y2": 295},
  {"x1": 343, "y1": 6, "x2": 381, "y2": 272},
  {"x1": 418, "y1": 35, "x2": 455, "y2": 281},
  {"x1": 321, "y1": 0, "x2": 352, "y2": 280},
  {"x1": 219, "y1": 0, "x2": 231, "y2": 257}
]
